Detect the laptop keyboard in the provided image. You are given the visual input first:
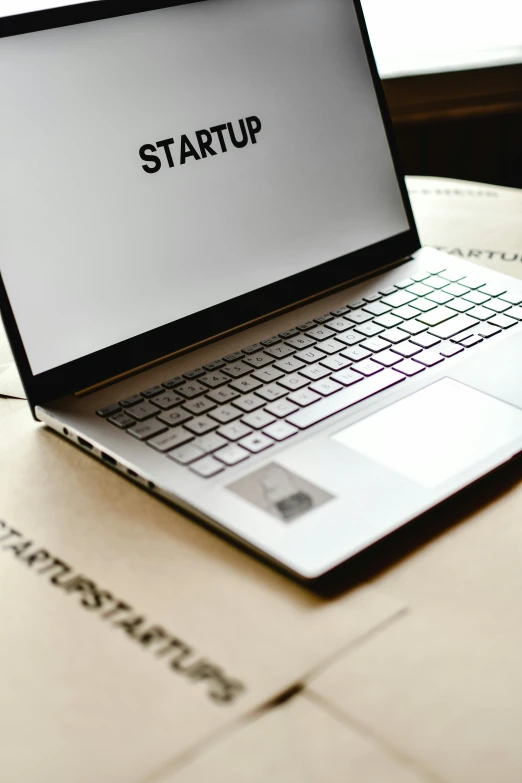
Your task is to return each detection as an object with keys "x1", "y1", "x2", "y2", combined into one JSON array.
[{"x1": 96, "y1": 263, "x2": 522, "y2": 478}]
